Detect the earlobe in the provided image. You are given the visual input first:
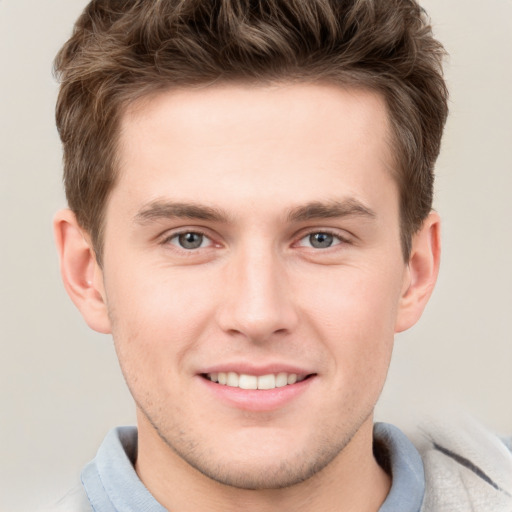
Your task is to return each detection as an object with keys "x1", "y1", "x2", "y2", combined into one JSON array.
[
  {"x1": 53, "y1": 209, "x2": 111, "y2": 334},
  {"x1": 395, "y1": 211, "x2": 441, "y2": 333}
]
